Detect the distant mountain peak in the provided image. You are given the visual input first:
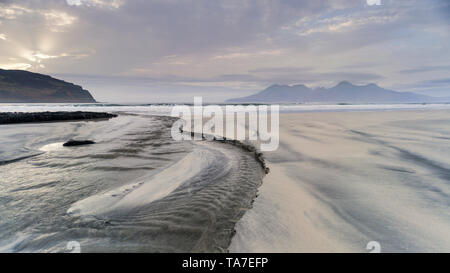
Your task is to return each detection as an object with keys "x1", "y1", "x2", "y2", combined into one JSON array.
[
  {"x1": 226, "y1": 81, "x2": 445, "y2": 103},
  {"x1": 336, "y1": 81, "x2": 354, "y2": 87}
]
